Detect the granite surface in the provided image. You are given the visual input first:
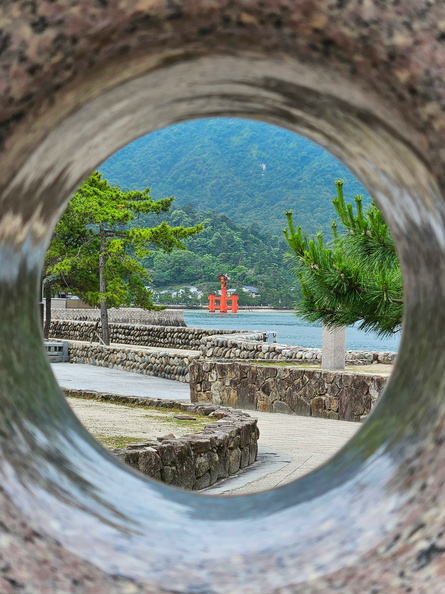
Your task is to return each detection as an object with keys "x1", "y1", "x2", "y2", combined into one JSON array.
[{"x1": 1, "y1": 0, "x2": 445, "y2": 592}]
